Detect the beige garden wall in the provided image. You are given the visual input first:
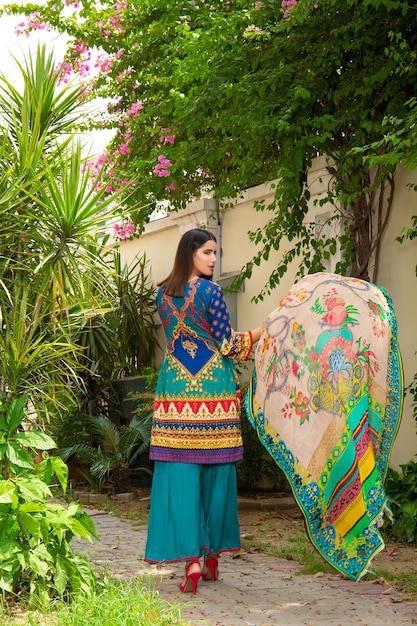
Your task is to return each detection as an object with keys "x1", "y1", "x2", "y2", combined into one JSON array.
[
  {"x1": 117, "y1": 156, "x2": 417, "y2": 468},
  {"x1": 377, "y1": 165, "x2": 417, "y2": 468}
]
